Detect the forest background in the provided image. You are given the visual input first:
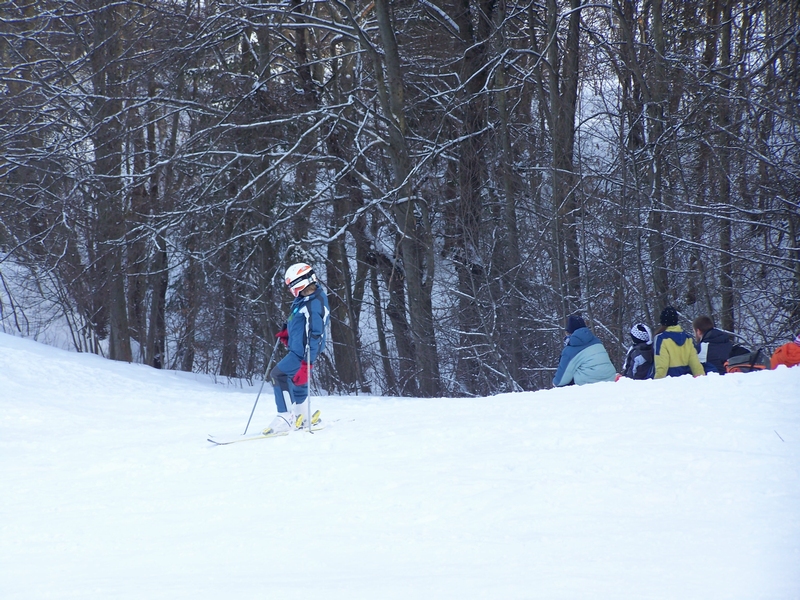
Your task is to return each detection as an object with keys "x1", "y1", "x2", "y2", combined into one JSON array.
[{"x1": 1, "y1": 0, "x2": 798, "y2": 397}]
